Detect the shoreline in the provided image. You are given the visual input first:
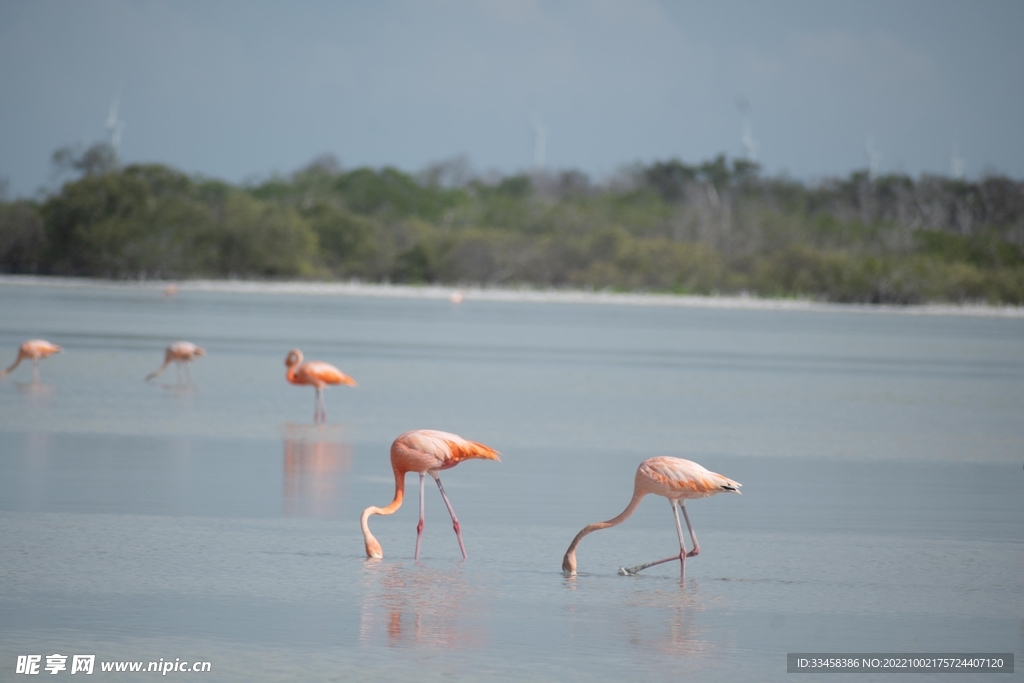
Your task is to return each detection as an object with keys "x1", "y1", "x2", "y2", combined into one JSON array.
[{"x1": 2, "y1": 273, "x2": 1023, "y2": 319}]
